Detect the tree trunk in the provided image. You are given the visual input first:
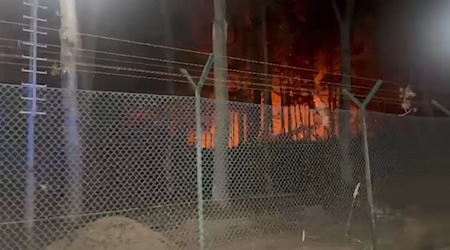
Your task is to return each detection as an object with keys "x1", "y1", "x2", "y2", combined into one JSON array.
[
  {"x1": 241, "y1": 3, "x2": 259, "y2": 142},
  {"x1": 238, "y1": 112, "x2": 244, "y2": 145},
  {"x1": 340, "y1": 20, "x2": 352, "y2": 111},
  {"x1": 286, "y1": 106, "x2": 292, "y2": 137},
  {"x1": 333, "y1": 0, "x2": 354, "y2": 185},
  {"x1": 280, "y1": 87, "x2": 285, "y2": 134},
  {"x1": 261, "y1": 3, "x2": 272, "y2": 138},
  {"x1": 307, "y1": 108, "x2": 312, "y2": 140},
  {"x1": 160, "y1": 0, "x2": 175, "y2": 199},
  {"x1": 213, "y1": 0, "x2": 229, "y2": 204},
  {"x1": 249, "y1": 1, "x2": 261, "y2": 140},
  {"x1": 339, "y1": 20, "x2": 354, "y2": 184},
  {"x1": 59, "y1": 0, "x2": 83, "y2": 219},
  {"x1": 160, "y1": 0, "x2": 176, "y2": 95},
  {"x1": 328, "y1": 85, "x2": 337, "y2": 136}
]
